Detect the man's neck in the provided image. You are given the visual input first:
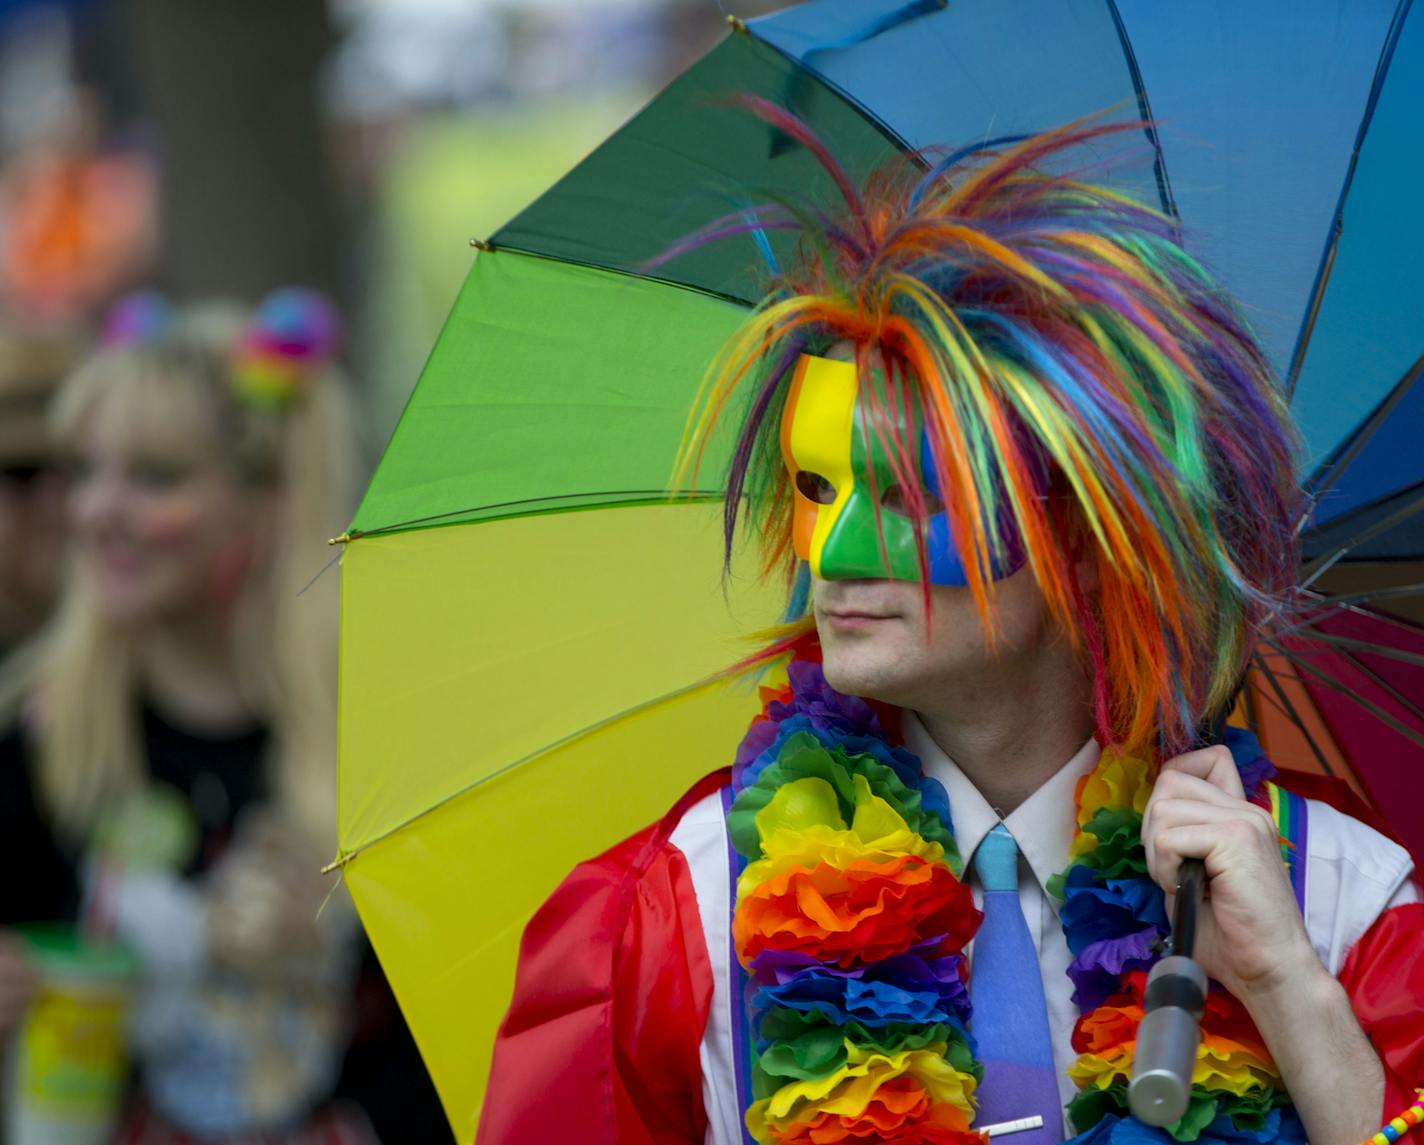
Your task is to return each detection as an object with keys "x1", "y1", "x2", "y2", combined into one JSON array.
[{"x1": 910, "y1": 634, "x2": 1095, "y2": 815}]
